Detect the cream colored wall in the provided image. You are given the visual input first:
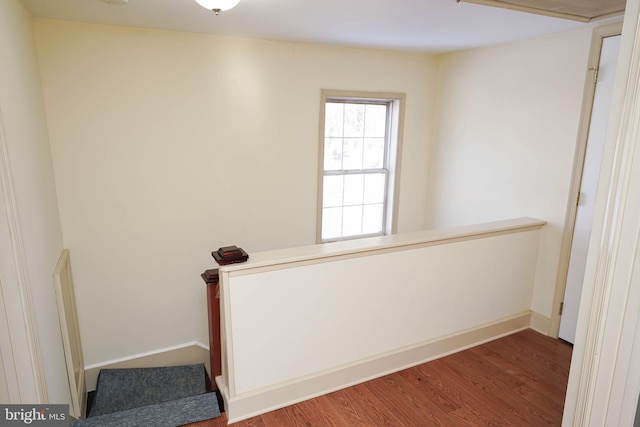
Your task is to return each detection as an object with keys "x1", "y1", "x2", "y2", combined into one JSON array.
[
  {"x1": 0, "y1": 0, "x2": 67, "y2": 403},
  {"x1": 34, "y1": 20, "x2": 435, "y2": 367},
  {"x1": 427, "y1": 28, "x2": 593, "y2": 322}
]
